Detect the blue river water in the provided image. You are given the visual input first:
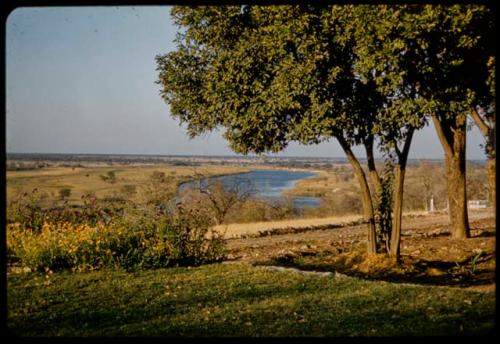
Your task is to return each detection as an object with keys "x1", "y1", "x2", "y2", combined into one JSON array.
[{"x1": 179, "y1": 169, "x2": 322, "y2": 208}]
